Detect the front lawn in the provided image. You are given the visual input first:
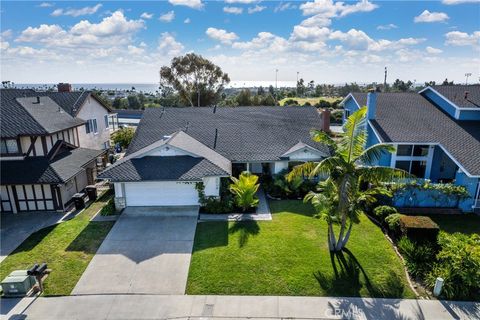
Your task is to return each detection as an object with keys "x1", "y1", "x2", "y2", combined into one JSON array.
[
  {"x1": 0, "y1": 192, "x2": 115, "y2": 296},
  {"x1": 187, "y1": 200, "x2": 415, "y2": 298}
]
